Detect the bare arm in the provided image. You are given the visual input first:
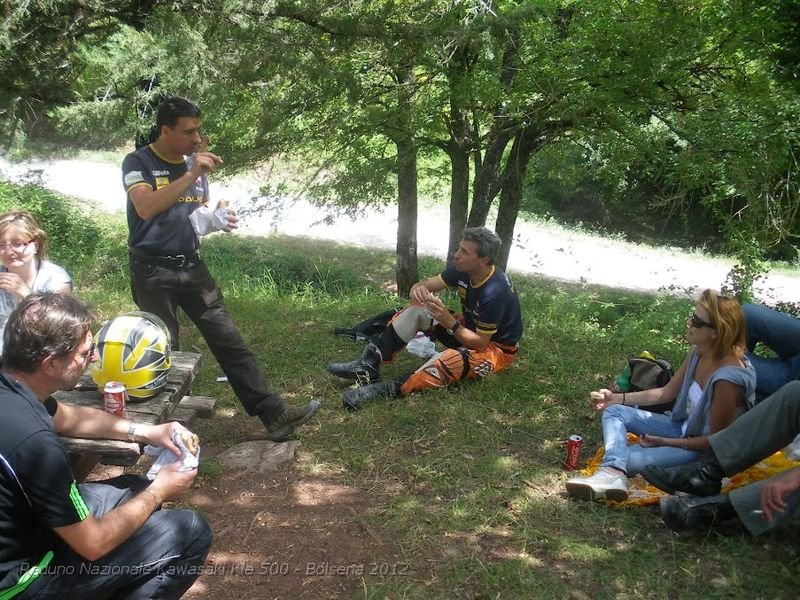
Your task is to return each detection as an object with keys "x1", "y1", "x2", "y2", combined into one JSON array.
[
  {"x1": 423, "y1": 294, "x2": 490, "y2": 351},
  {"x1": 0, "y1": 275, "x2": 70, "y2": 299},
  {"x1": 707, "y1": 379, "x2": 745, "y2": 433},
  {"x1": 53, "y1": 401, "x2": 185, "y2": 454},
  {"x1": 409, "y1": 275, "x2": 448, "y2": 304},
  {"x1": 52, "y1": 401, "x2": 131, "y2": 440},
  {"x1": 128, "y1": 154, "x2": 220, "y2": 220},
  {"x1": 53, "y1": 462, "x2": 196, "y2": 560},
  {"x1": 591, "y1": 353, "x2": 689, "y2": 410}
]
